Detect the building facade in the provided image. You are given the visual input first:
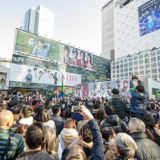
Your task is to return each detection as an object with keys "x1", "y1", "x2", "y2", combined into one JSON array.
[
  {"x1": 10, "y1": 29, "x2": 111, "y2": 91},
  {"x1": 0, "y1": 58, "x2": 11, "y2": 91},
  {"x1": 102, "y1": 0, "x2": 160, "y2": 60},
  {"x1": 101, "y1": 0, "x2": 114, "y2": 60},
  {"x1": 111, "y1": 48, "x2": 160, "y2": 80},
  {"x1": 23, "y1": 5, "x2": 54, "y2": 39}
]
